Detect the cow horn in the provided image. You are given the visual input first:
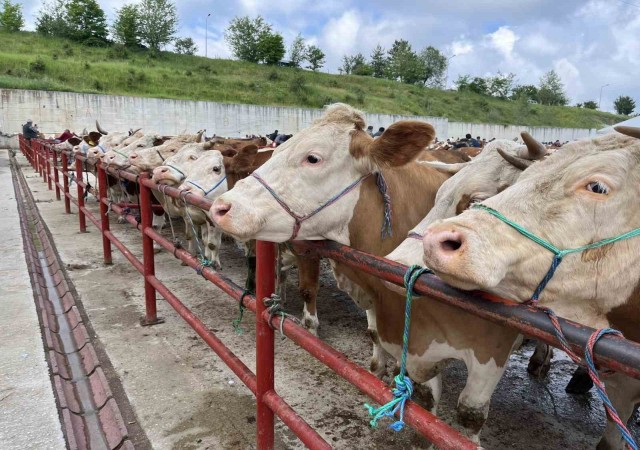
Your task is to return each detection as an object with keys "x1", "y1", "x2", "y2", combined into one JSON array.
[
  {"x1": 614, "y1": 126, "x2": 640, "y2": 139},
  {"x1": 82, "y1": 128, "x2": 88, "y2": 136},
  {"x1": 95, "y1": 120, "x2": 108, "y2": 135},
  {"x1": 195, "y1": 129, "x2": 205, "y2": 143},
  {"x1": 130, "y1": 127, "x2": 142, "y2": 136},
  {"x1": 419, "y1": 161, "x2": 469, "y2": 174},
  {"x1": 498, "y1": 148, "x2": 533, "y2": 170},
  {"x1": 518, "y1": 132, "x2": 546, "y2": 160}
]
